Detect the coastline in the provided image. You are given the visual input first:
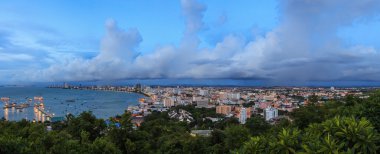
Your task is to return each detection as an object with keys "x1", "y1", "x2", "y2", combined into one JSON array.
[{"x1": 47, "y1": 86, "x2": 150, "y2": 98}]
